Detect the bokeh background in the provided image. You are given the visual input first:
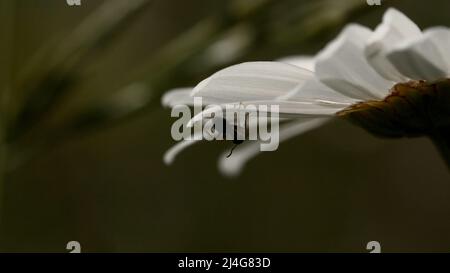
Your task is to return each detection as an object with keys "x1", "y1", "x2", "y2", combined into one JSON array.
[{"x1": 0, "y1": 0, "x2": 449, "y2": 252}]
